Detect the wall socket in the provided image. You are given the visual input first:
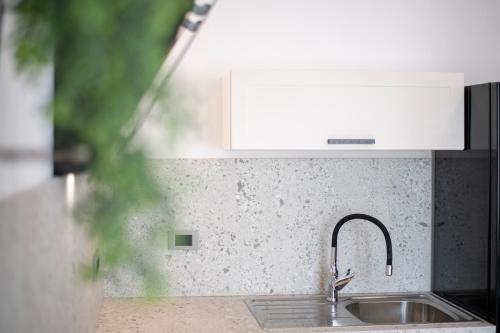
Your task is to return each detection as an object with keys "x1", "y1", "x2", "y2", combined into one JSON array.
[{"x1": 168, "y1": 230, "x2": 199, "y2": 251}]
